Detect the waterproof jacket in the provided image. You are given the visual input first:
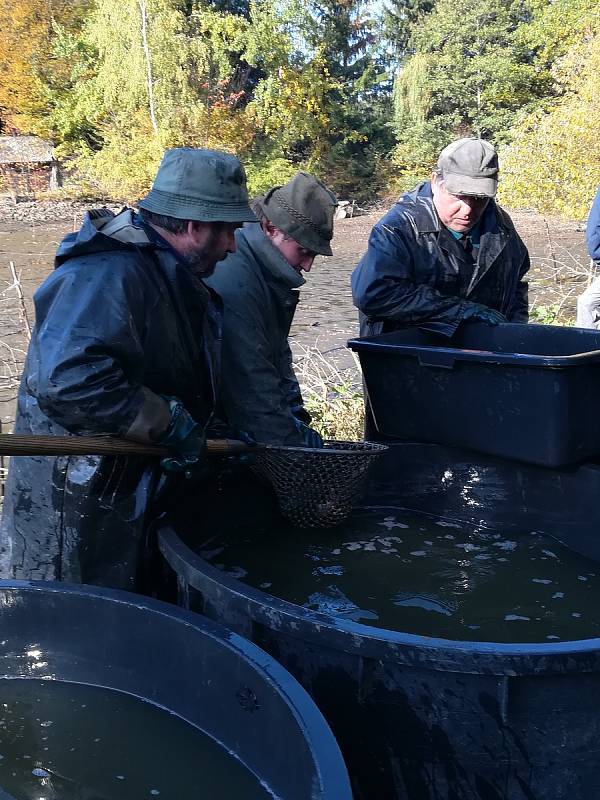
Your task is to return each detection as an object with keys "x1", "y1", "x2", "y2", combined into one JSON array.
[
  {"x1": 206, "y1": 223, "x2": 308, "y2": 446},
  {"x1": 351, "y1": 182, "x2": 529, "y2": 336},
  {"x1": 587, "y1": 186, "x2": 600, "y2": 263},
  {"x1": 0, "y1": 209, "x2": 221, "y2": 590}
]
